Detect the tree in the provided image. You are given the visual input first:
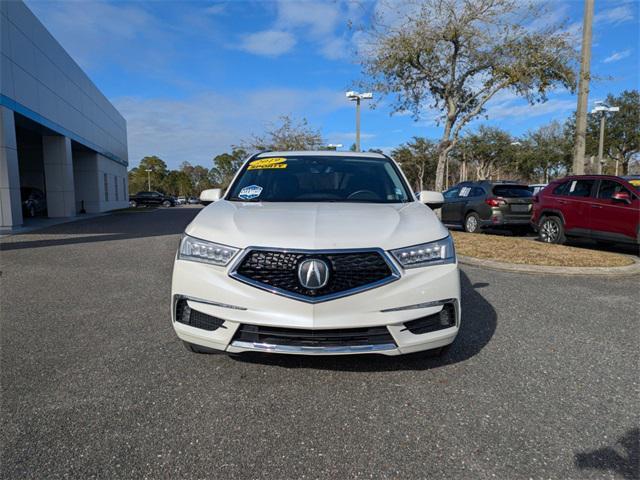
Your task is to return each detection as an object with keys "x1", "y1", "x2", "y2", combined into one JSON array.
[
  {"x1": 128, "y1": 156, "x2": 168, "y2": 193},
  {"x1": 392, "y1": 137, "x2": 438, "y2": 191},
  {"x1": 240, "y1": 115, "x2": 324, "y2": 152},
  {"x1": 519, "y1": 121, "x2": 572, "y2": 183},
  {"x1": 210, "y1": 148, "x2": 248, "y2": 188},
  {"x1": 359, "y1": 0, "x2": 576, "y2": 191},
  {"x1": 461, "y1": 126, "x2": 514, "y2": 181},
  {"x1": 180, "y1": 162, "x2": 213, "y2": 193}
]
